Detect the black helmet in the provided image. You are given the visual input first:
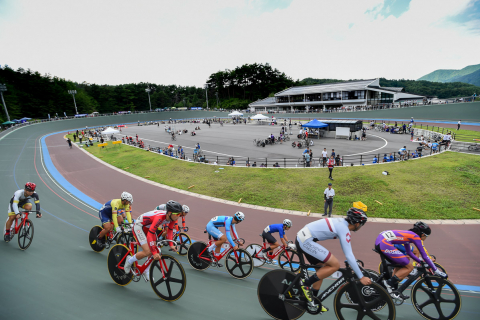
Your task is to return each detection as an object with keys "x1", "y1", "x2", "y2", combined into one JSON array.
[
  {"x1": 166, "y1": 200, "x2": 183, "y2": 214},
  {"x1": 412, "y1": 221, "x2": 431, "y2": 236},
  {"x1": 345, "y1": 207, "x2": 368, "y2": 226}
]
